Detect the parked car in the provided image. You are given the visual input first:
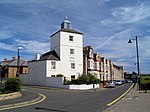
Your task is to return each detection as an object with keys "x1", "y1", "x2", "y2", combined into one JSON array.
[
  {"x1": 125, "y1": 80, "x2": 133, "y2": 83},
  {"x1": 115, "y1": 80, "x2": 123, "y2": 85},
  {"x1": 121, "y1": 80, "x2": 125, "y2": 84},
  {"x1": 105, "y1": 81, "x2": 116, "y2": 88}
]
